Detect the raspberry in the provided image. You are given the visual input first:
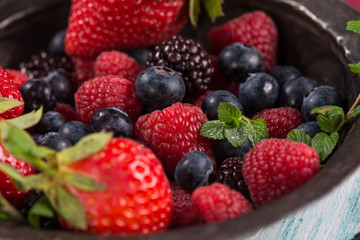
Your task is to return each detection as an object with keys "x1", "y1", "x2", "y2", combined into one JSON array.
[
  {"x1": 242, "y1": 139, "x2": 320, "y2": 207},
  {"x1": 54, "y1": 102, "x2": 77, "y2": 121},
  {"x1": 71, "y1": 56, "x2": 96, "y2": 88},
  {"x1": 252, "y1": 107, "x2": 303, "y2": 138},
  {"x1": 5, "y1": 69, "x2": 30, "y2": 89},
  {"x1": 209, "y1": 11, "x2": 278, "y2": 70},
  {"x1": 93, "y1": 51, "x2": 143, "y2": 83},
  {"x1": 134, "y1": 102, "x2": 214, "y2": 177},
  {"x1": 75, "y1": 75, "x2": 142, "y2": 123},
  {"x1": 192, "y1": 183, "x2": 253, "y2": 223}
]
